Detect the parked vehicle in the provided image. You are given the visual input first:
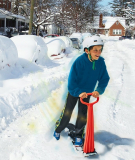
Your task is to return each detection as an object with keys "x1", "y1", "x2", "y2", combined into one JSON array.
[
  {"x1": 0, "y1": 27, "x2": 19, "y2": 38},
  {"x1": 119, "y1": 36, "x2": 132, "y2": 40},
  {"x1": 11, "y1": 35, "x2": 48, "y2": 64},
  {"x1": 43, "y1": 38, "x2": 66, "y2": 59},
  {"x1": 69, "y1": 33, "x2": 83, "y2": 44},
  {"x1": 44, "y1": 34, "x2": 59, "y2": 38},
  {"x1": 0, "y1": 36, "x2": 18, "y2": 69},
  {"x1": 11, "y1": 31, "x2": 19, "y2": 37},
  {"x1": 56, "y1": 36, "x2": 73, "y2": 48},
  {"x1": 82, "y1": 33, "x2": 92, "y2": 41},
  {"x1": 19, "y1": 31, "x2": 28, "y2": 35},
  {"x1": 0, "y1": 27, "x2": 8, "y2": 34},
  {"x1": 70, "y1": 38, "x2": 80, "y2": 49}
]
